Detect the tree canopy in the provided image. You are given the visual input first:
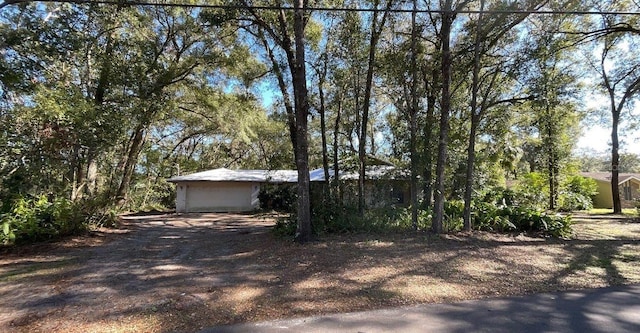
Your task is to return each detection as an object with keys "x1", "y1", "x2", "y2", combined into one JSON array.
[{"x1": 2, "y1": 0, "x2": 640, "y2": 244}]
